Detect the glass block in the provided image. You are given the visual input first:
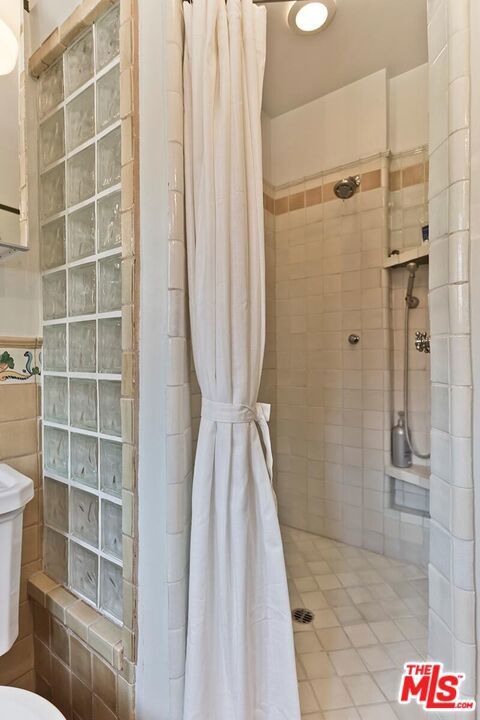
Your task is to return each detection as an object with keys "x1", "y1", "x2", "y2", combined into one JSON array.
[
  {"x1": 44, "y1": 477, "x2": 69, "y2": 532},
  {"x1": 39, "y1": 109, "x2": 65, "y2": 170},
  {"x1": 65, "y1": 29, "x2": 94, "y2": 95},
  {"x1": 95, "y1": 4, "x2": 120, "y2": 71},
  {"x1": 98, "y1": 317, "x2": 121, "y2": 373},
  {"x1": 67, "y1": 145, "x2": 95, "y2": 206},
  {"x1": 98, "y1": 255, "x2": 121, "y2": 312},
  {"x1": 69, "y1": 263, "x2": 96, "y2": 316},
  {"x1": 71, "y1": 487, "x2": 99, "y2": 547},
  {"x1": 101, "y1": 499, "x2": 122, "y2": 559},
  {"x1": 100, "y1": 439, "x2": 122, "y2": 497},
  {"x1": 68, "y1": 203, "x2": 95, "y2": 262},
  {"x1": 69, "y1": 320, "x2": 96, "y2": 372},
  {"x1": 66, "y1": 85, "x2": 95, "y2": 152},
  {"x1": 70, "y1": 541, "x2": 98, "y2": 603},
  {"x1": 70, "y1": 379, "x2": 97, "y2": 431},
  {"x1": 38, "y1": 59, "x2": 64, "y2": 119},
  {"x1": 97, "y1": 191, "x2": 121, "y2": 251},
  {"x1": 99, "y1": 380, "x2": 121, "y2": 437},
  {"x1": 100, "y1": 558, "x2": 122, "y2": 620},
  {"x1": 43, "y1": 271, "x2": 66, "y2": 321},
  {"x1": 40, "y1": 164, "x2": 65, "y2": 220},
  {"x1": 45, "y1": 527, "x2": 68, "y2": 585},
  {"x1": 71, "y1": 433, "x2": 98, "y2": 488},
  {"x1": 44, "y1": 426, "x2": 69, "y2": 478},
  {"x1": 97, "y1": 127, "x2": 121, "y2": 191},
  {"x1": 44, "y1": 376, "x2": 68, "y2": 425},
  {"x1": 41, "y1": 217, "x2": 66, "y2": 271},
  {"x1": 43, "y1": 324, "x2": 67, "y2": 372},
  {"x1": 96, "y1": 65, "x2": 120, "y2": 132}
]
